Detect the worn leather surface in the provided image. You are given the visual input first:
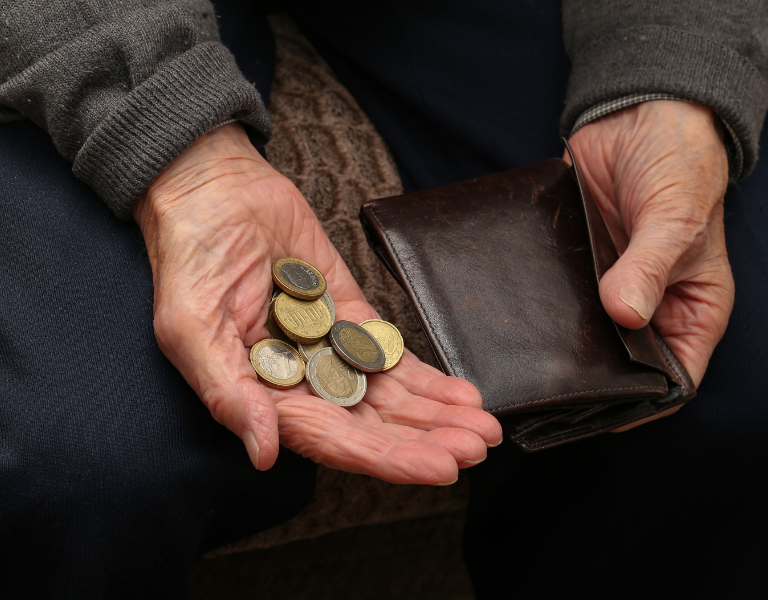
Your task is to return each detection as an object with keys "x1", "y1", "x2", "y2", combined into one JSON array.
[{"x1": 361, "y1": 154, "x2": 696, "y2": 450}]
